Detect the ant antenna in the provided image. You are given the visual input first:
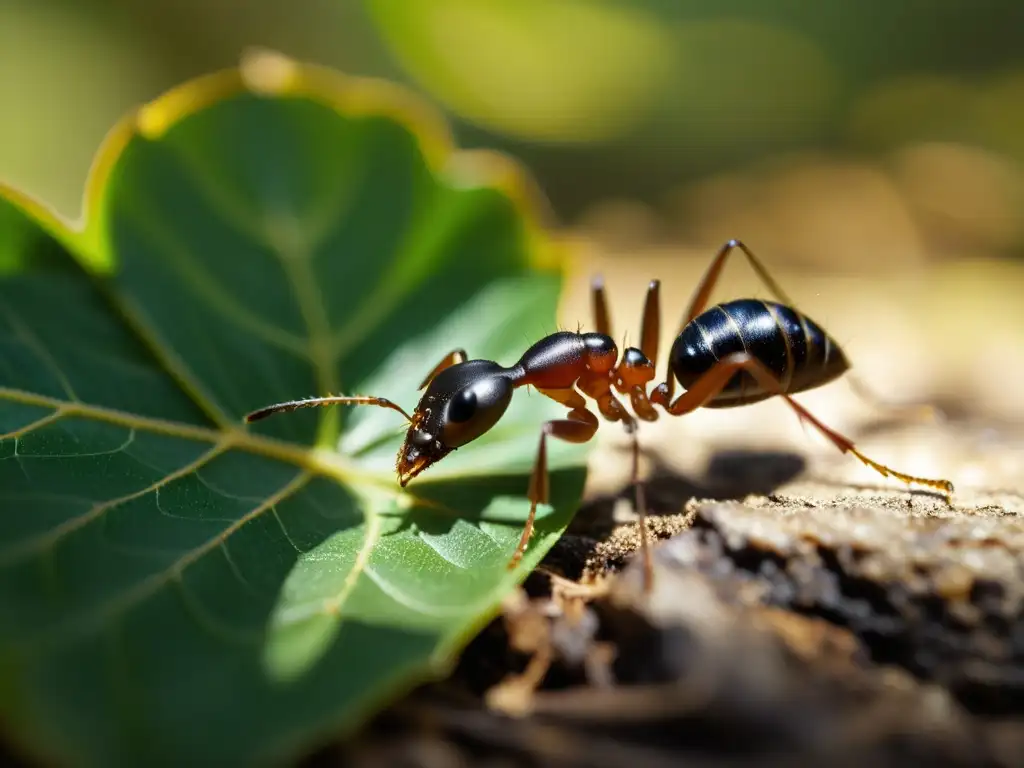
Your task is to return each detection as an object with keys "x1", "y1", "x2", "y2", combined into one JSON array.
[{"x1": 245, "y1": 395, "x2": 413, "y2": 424}]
